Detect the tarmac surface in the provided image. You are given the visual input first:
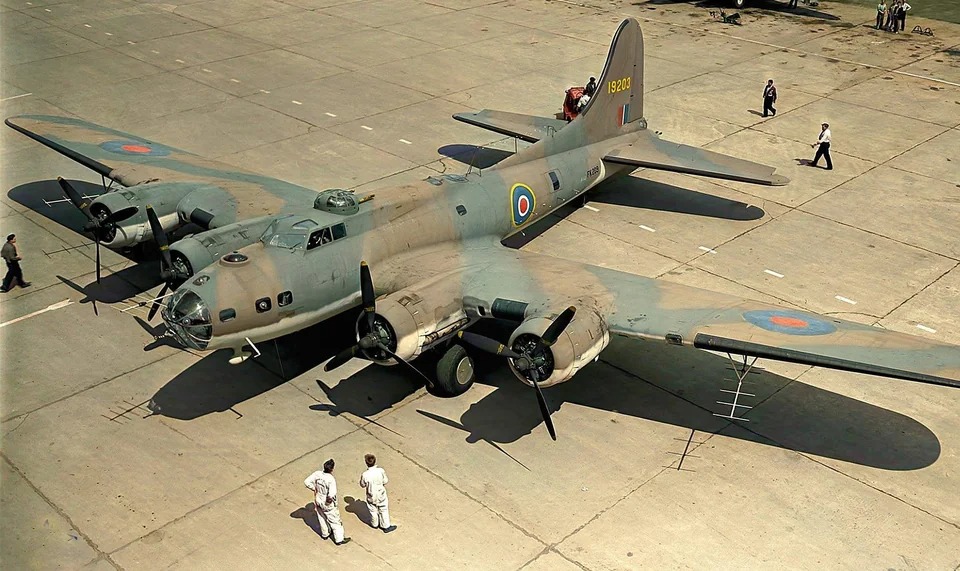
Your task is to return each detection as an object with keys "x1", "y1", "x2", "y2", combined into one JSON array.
[{"x1": 2, "y1": 0, "x2": 959, "y2": 569}]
